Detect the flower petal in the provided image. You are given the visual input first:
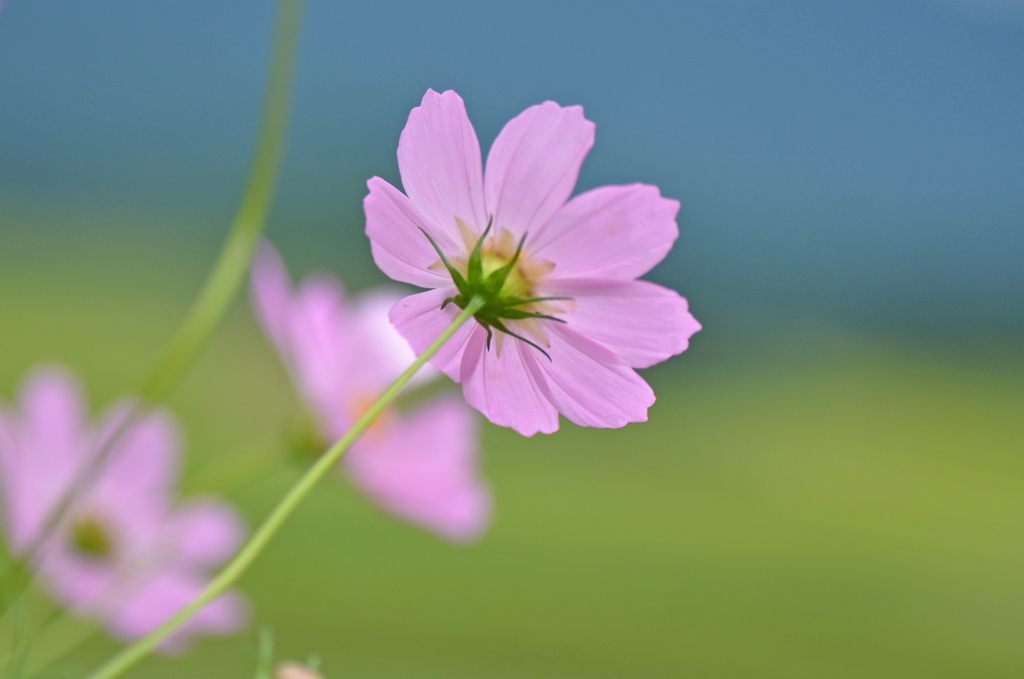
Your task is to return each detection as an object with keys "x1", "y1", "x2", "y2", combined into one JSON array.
[
  {"x1": 249, "y1": 242, "x2": 354, "y2": 431},
  {"x1": 532, "y1": 326, "x2": 655, "y2": 429},
  {"x1": 460, "y1": 327, "x2": 559, "y2": 436},
  {"x1": 3, "y1": 367, "x2": 92, "y2": 554},
  {"x1": 344, "y1": 396, "x2": 491, "y2": 543},
  {"x1": 541, "y1": 278, "x2": 701, "y2": 368},
  {"x1": 365, "y1": 177, "x2": 456, "y2": 288},
  {"x1": 105, "y1": 569, "x2": 249, "y2": 653},
  {"x1": 484, "y1": 101, "x2": 595, "y2": 238},
  {"x1": 166, "y1": 498, "x2": 246, "y2": 569},
  {"x1": 35, "y1": 548, "x2": 119, "y2": 613},
  {"x1": 531, "y1": 184, "x2": 680, "y2": 279},
  {"x1": 349, "y1": 287, "x2": 439, "y2": 390},
  {"x1": 0, "y1": 413, "x2": 12, "y2": 505},
  {"x1": 249, "y1": 241, "x2": 292, "y2": 353},
  {"x1": 398, "y1": 89, "x2": 487, "y2": 240},
  {"x1": 91, "y1": 409, "x2": 180, "y2": 524},
  {"x1": 284, "y1": 274, "x2": 354, "y2": 436},
  {"x1": 389, "y1": 288, "x2": 476, "y2": 381}
]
